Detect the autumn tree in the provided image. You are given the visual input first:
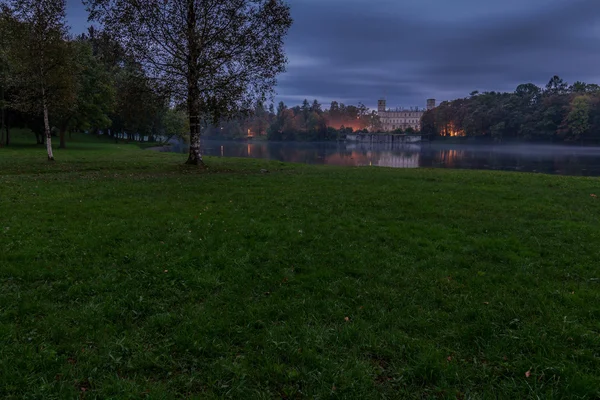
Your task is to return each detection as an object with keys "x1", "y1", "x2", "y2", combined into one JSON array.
[{"x1": 85, "y1": 0, "x2": 292, "y2": 166}]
